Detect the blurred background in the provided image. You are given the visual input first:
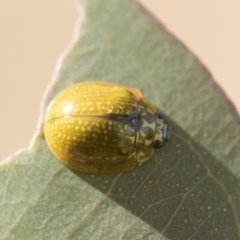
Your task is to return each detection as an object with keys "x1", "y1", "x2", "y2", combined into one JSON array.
[{"x1": 0, "y1": 0, "x2": 239, "y2": 161}]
